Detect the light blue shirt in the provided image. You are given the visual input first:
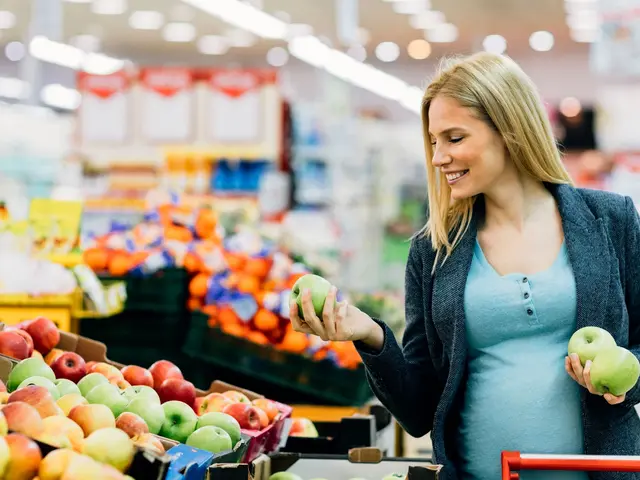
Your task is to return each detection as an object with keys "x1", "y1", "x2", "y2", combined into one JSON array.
[{"x1": 458, "y1": 240, "x2": 588, "y2": 480}]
